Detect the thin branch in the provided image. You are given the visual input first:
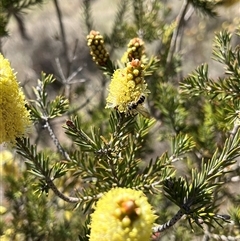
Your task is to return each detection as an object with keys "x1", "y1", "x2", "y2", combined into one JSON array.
[
  {"x1": 53, "y1": 0, "x2": 70, "y2": 75},
  {"x1": 13, "y1": 12, "x2": 31, "y2": 40},
  {"x1": 16, "y1": 138, "x2": 102, "y2": 204},
  {"x1": 67, "y1": 66, "x2": 84, "y2": 84},
  {"x1": 175, "y1": 5, "x2": 194, "y2": 54},
  {"x1": 230, "y1": 123, "x2": 240, "y2": 138},
  {"x1": 55, "y1": 57, "x2": 66, "y2": 83},
  {"x1": 44, "y1": 118, "x2": 70, "y2": 161},
  {"x1": 45, "y1": 176, "x2": 80, "y2": 203},
  {"x1": 109, "y1": 0, "x2": 128, "y2": 55},
  {"x1": 45, "y1": 176, "x2": 102, "y2": 203},
  {"x1": 166, "y1": 0, "x2": 190, "y2": 65},
  {"x1": 152, "y1": 208, "x2": 185, "y2": 233},
  {"x1": 82, "y1": 0, "x2": 94, "y2": 33}
]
